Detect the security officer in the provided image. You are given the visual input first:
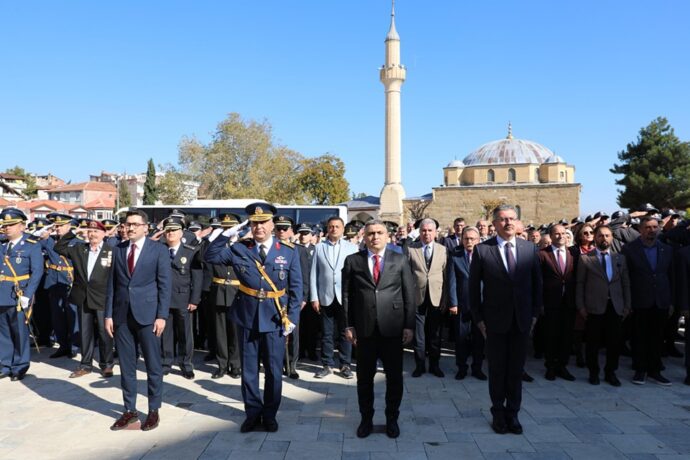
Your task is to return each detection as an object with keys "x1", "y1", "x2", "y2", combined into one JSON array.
[
  {"x1": 208, "y1": 213, "x2": 242, "y2": 379},
  {"x1": 205, "y1": 202, "x2": 302, "y2": 433},
  {"x1": 161, "y1": 217, "x2": 203, "y2": 379},
  {"x1": 200, "y1": 217, "x2": 221, "y2": 361},
  {"x1": 43, "y1": 212, "x2": 80, "y2": 358},
  {"x1": 296, "y1": 222, "x2": 319, "y2": 361},
  {"x1": 102, "y1": 218, "x2": 121, "y2": 248},
  {"x1": 0, "y1": 208, "x2": 44, "y2": 380}
]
